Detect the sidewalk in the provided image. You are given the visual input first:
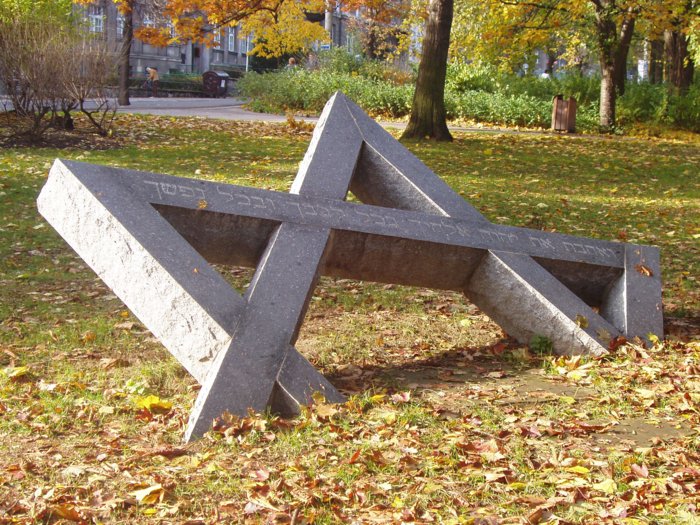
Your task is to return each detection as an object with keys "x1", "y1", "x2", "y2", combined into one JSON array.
[{"x1": 116, "y1": 97, "x2": 314, "y2": 123}]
